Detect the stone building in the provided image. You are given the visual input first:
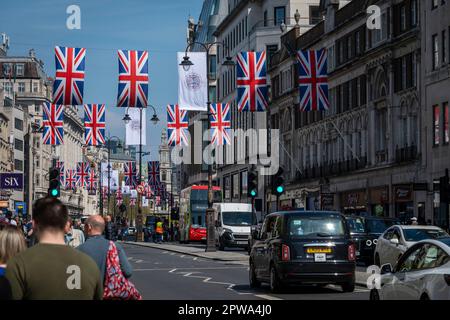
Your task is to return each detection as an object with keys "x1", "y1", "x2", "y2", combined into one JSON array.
[
  {"x1": 213, "y1": 0, "x2": 320, "y2": 216},
  {"x1": 421, "y1": 0, "x2": 450, "y2": 228},
  {"x1": 267, "y1": 0, "x2": 425, "y2": 222}
]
